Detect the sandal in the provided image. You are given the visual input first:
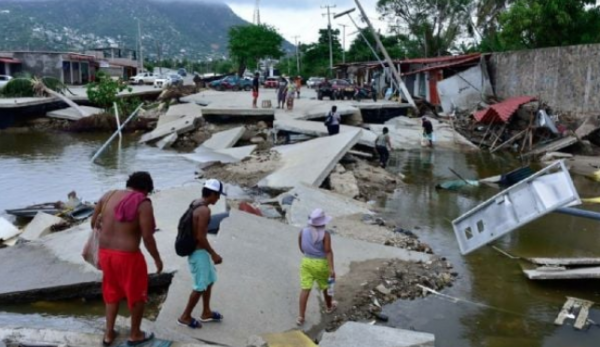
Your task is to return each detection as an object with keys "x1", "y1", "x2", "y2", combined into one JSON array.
[
  {"x1": 177, "y1": 317, "x2": 202, "y2": 329},
  {"x1": 200, "y1": 311, "x2": 224, "y2": 323},
  {"x1": 102, "y1": 330, "x2": 119, "y2": 347},
  {"x1": 126, "y1": 332, "x2": 155, "y2": 347},
  {"x1": 326, "y1": 301, "x2": 338, "y2": 314},
  {"x1": 296, "y1": 316, "x2": 305, "y2": 326}
]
